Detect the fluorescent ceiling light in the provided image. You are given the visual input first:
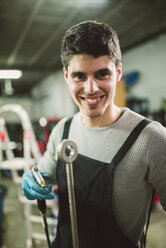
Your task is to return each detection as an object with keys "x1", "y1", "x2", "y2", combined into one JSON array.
[
  {"x1": 65, "y1": 0, "x2": 108, "y2": 8},
  {"x1": 0, "y1": 70, "x2": 22, "y2": 79}
]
